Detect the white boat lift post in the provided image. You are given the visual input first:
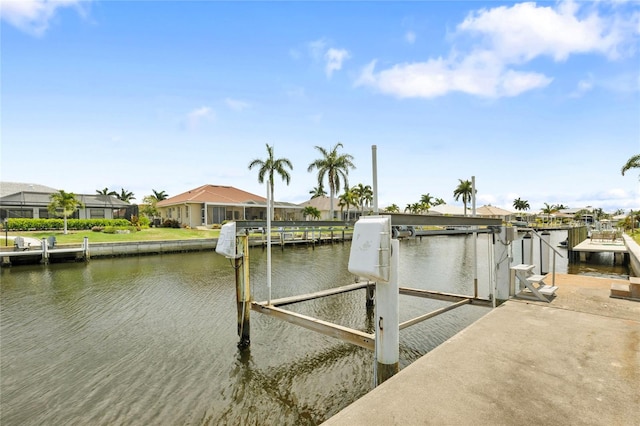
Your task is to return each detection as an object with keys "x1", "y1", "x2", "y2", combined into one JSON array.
[{"x1": 348, "y1": 215, "x2": 399, "y2": 385}]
